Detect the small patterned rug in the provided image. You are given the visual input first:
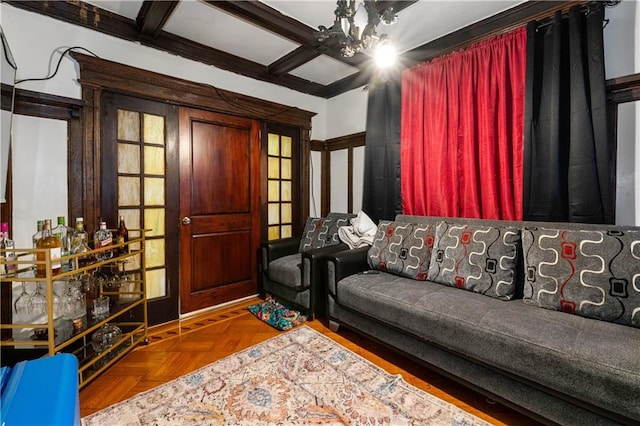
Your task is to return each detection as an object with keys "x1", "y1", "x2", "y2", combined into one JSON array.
[
  {"x1": 247, "y1": 295, "x2": 307, "y2": 331},
  {"x1": 81, "y1": 326, "x2": 490, "y2": 425}
]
